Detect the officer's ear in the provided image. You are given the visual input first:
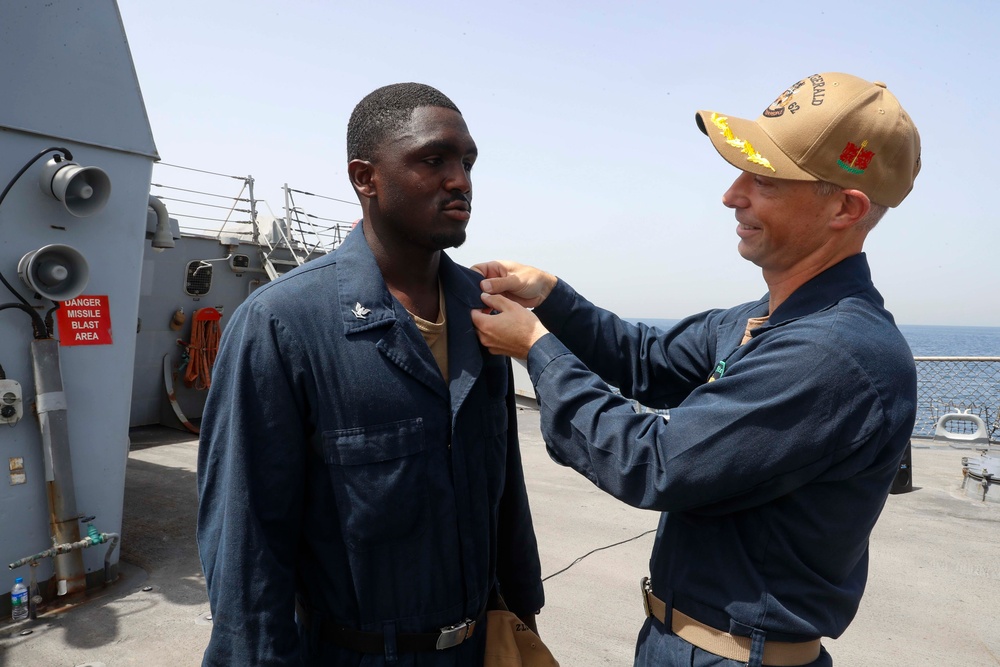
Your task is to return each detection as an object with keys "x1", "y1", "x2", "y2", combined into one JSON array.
[
  {"x1": 348, "y1": 159, "x2": 377, "y2": 199},
  {"x1": 830, "y1": 189, "x2": 871, "y2": 230}
]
